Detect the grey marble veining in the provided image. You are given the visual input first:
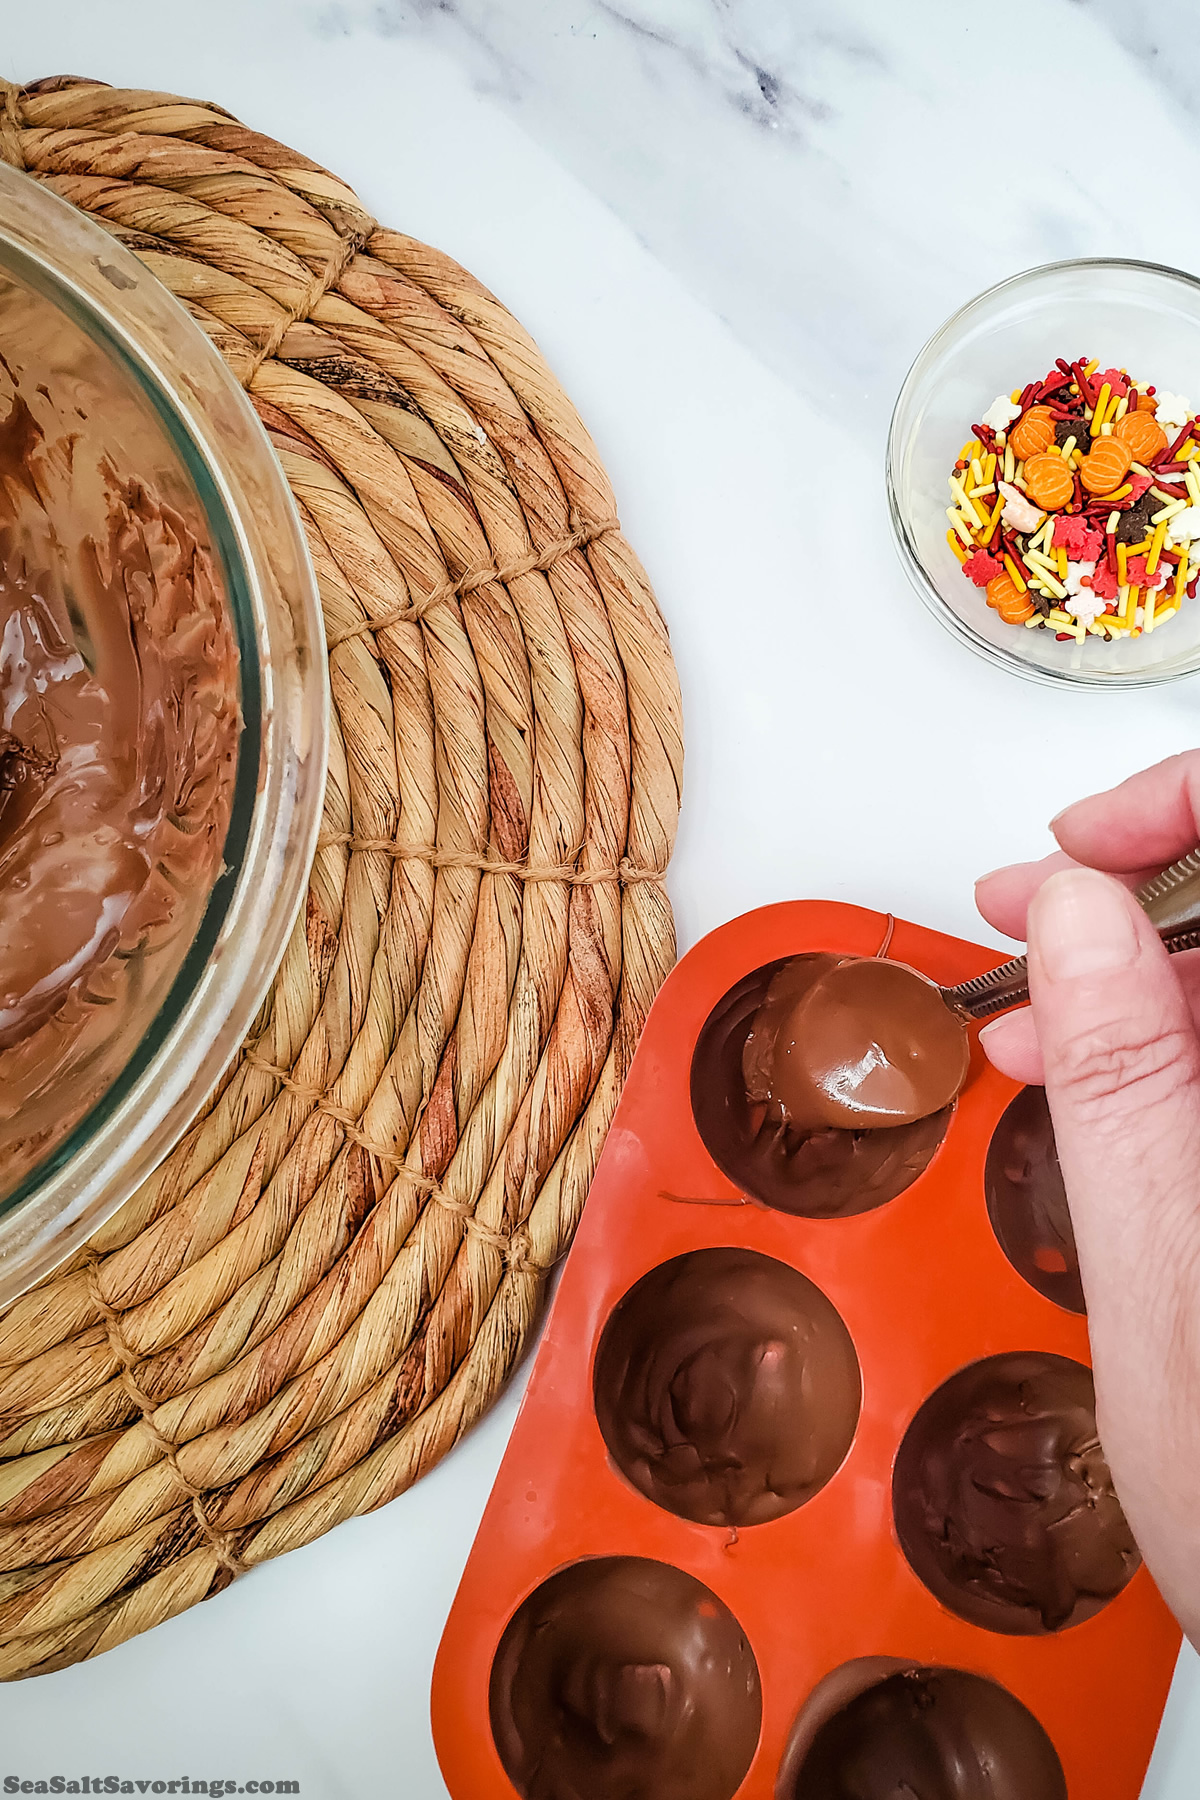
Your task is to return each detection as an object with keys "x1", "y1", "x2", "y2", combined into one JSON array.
[
  {"x1": 1070, "y1": 0, "x2": 1199, "y2": 119},
  {"x1": 313, "y1": 0, "x2": 1200, "y2": 434}
]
